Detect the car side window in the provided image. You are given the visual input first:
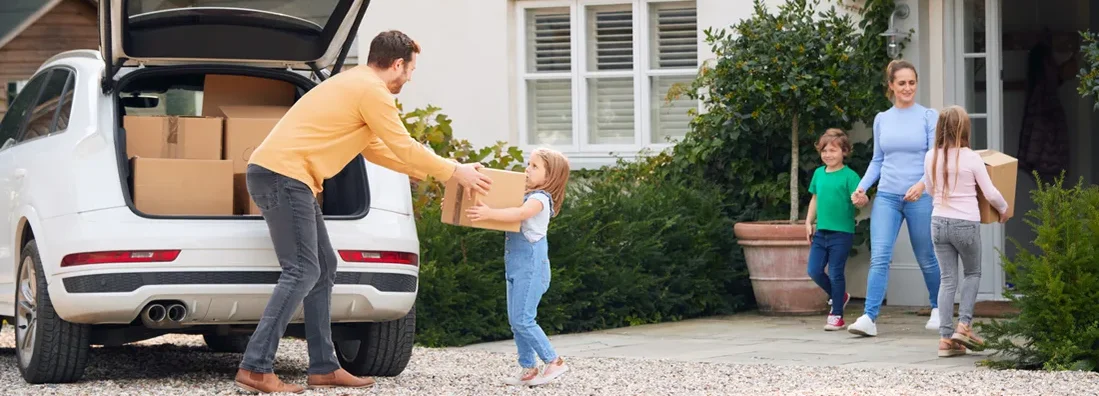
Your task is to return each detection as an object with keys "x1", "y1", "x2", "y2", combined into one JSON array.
[
  {"x1": 52, "y1": 72, "x2": 76, "y2": 132},
  {"x1": 19, "y1": 69, "x2": 73, "y2": 143},
  {"x1": 0, "y1": 73, "x2": 50, "y2": 149}
]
